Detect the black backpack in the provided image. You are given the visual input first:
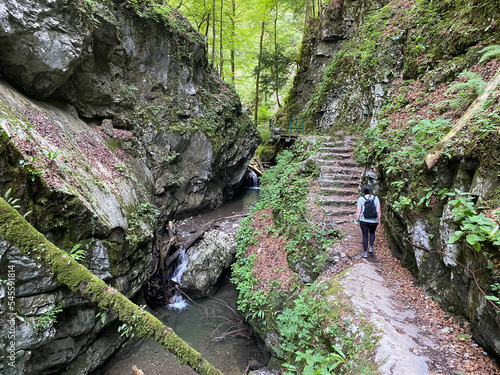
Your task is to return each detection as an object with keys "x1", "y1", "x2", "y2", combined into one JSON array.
[{"x1": 363, "y1": 195, "x2": 377, "y2": 219}]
